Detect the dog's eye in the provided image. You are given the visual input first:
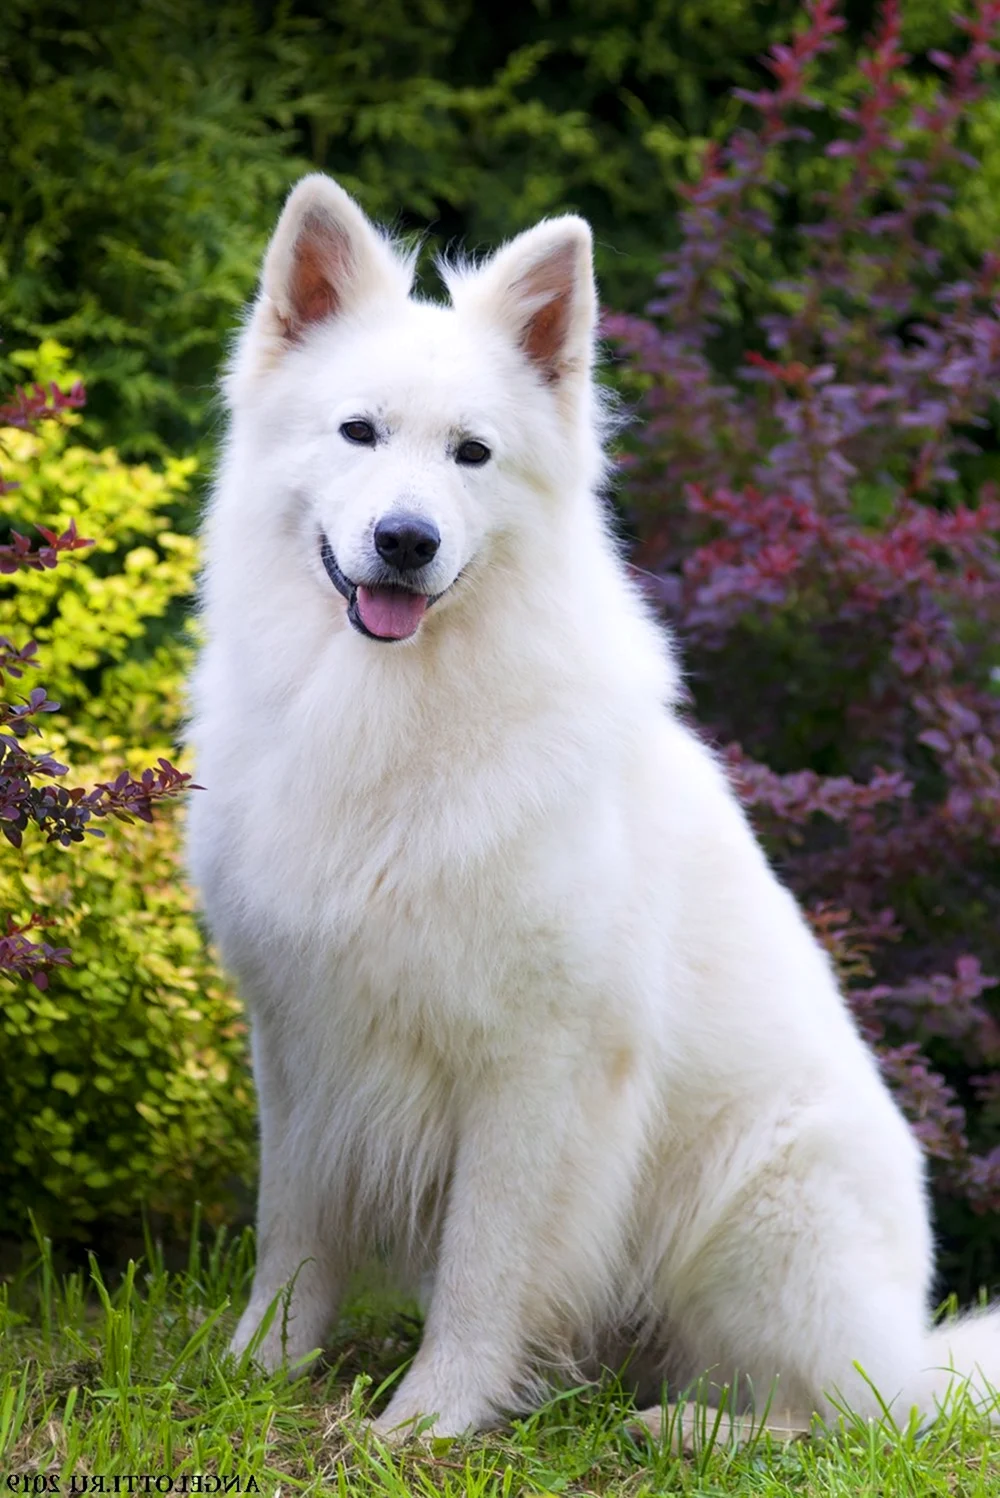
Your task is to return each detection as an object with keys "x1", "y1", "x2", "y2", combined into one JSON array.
[
  {"x1": 341, "y1": 419, "x2": 377, "y2": 446},
  {"x1": 456, "y1": 439, "x2": 491, "y2": 466}
]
